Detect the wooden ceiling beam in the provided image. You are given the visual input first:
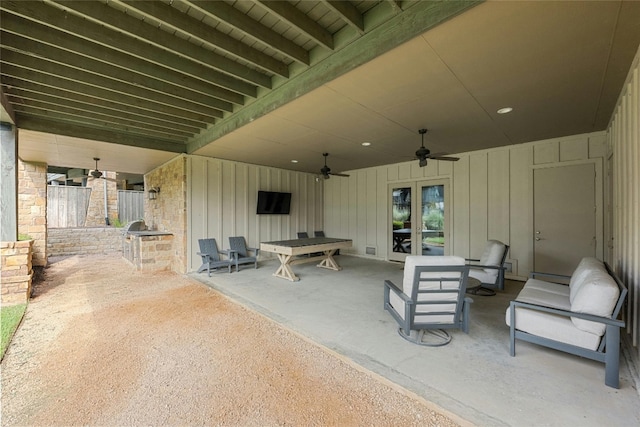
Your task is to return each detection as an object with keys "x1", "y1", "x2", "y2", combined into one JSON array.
[
  {"x1": 7, "y1": 92, "x2": 197, "y2": 137},
  {"x1": 0, "y1": 50, "x2": 224, "y2": 120},
  {"x1": 0, "y1": 87, "x2": 15, "y2": 124},
  {"x1": 187, "y1": 0, "x2": 309, "y2": 66},
  {"x1": 0, "y1": 30, "x2": 236, "y2": 113},
  {"x1": 1, "y1": 1, "x2": 256, "y2": 99},
  {"x1": 54, "y1": 0, "x2": 272, "y2": 89},
  {"x1": 324, "y1": 1, "x2": 365, "y2": 35},
  {"x1": 117, "y1": 0, "x2": 289, "y2": 77},
  {"x1": 12, "y1": 102, "x2": 192, "y2": 141},
  {"x1": 1, "y1": 76, "x2": 207, "y2": 130},
  {"x1": 255, "y1": 1, "x2": 334, "y2": 51},
  {"x1": 15, "y1": 115, "x2": 187, "y2": 153},
  {"x1": 1, "y1": 67, "x2": 213, "y2": 125}
]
